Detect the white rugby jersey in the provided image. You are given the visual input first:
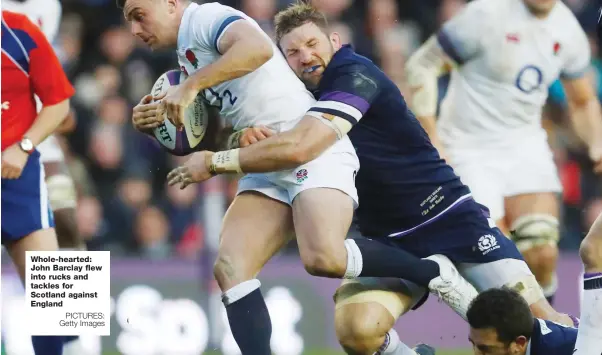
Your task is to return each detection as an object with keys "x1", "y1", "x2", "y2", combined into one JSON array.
[
  {"x1": 177, "y1": 2, "x2": 316, "y2": 132},
  {"x1": 2, "y1": 0, "x2": 62, "y2": 42},
  {"x1": 436, "y1": 0, "x2": 590, "y2": 146}
]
